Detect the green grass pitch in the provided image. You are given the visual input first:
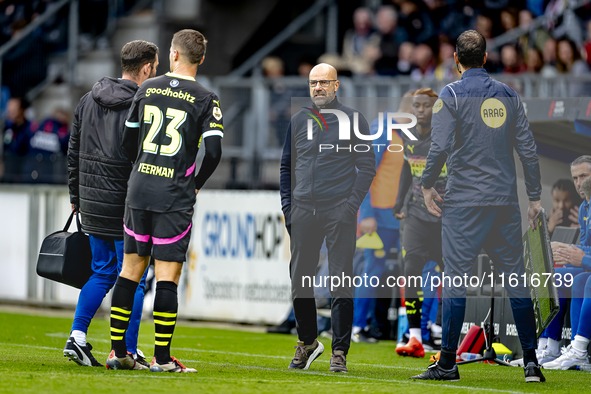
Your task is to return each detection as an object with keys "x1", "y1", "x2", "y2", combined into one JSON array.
[{"x1": 0, "y1": 309, "x2": 588, "y2": 393}]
